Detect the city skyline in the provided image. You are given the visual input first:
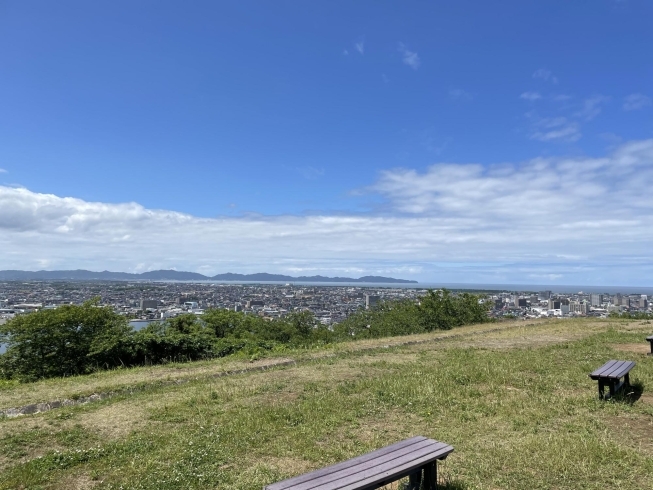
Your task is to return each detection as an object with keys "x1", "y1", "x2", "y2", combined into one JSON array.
[{"x1": 1, "y1": 1, "x2": 652, "y2": 285}]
